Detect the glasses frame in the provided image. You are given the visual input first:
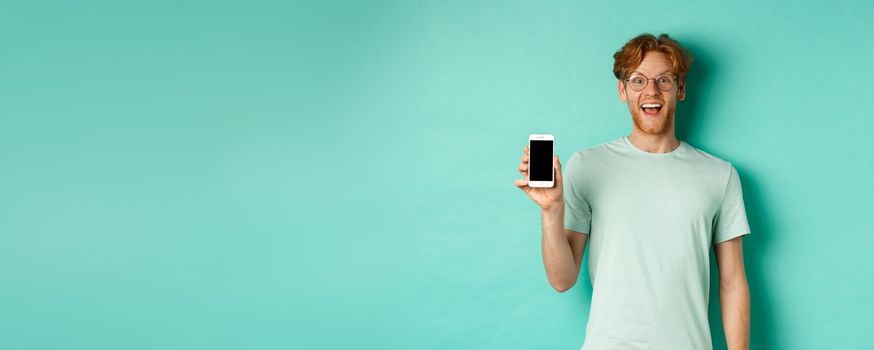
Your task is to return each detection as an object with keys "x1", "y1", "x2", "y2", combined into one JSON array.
[{"x1": 623, "y1": 73, "x2": 680, "y2": 92}]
